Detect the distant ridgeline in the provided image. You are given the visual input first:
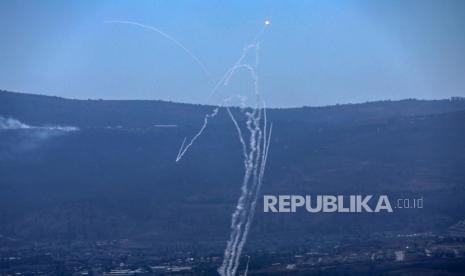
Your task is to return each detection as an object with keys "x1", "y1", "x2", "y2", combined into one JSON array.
[
  {"x1": 1, "y1": 89, "x2": 465, "y2": 250},
  {"x1": 2, "y1": 89, "x2": 465, "y2": 128}
]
